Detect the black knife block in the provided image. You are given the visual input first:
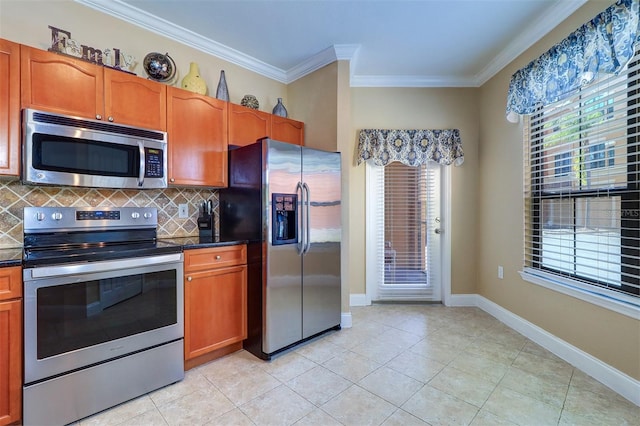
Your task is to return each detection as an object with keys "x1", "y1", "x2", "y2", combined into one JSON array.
[{"x1": 198, "y1": 214, "x2": 214, "y2": 238}]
